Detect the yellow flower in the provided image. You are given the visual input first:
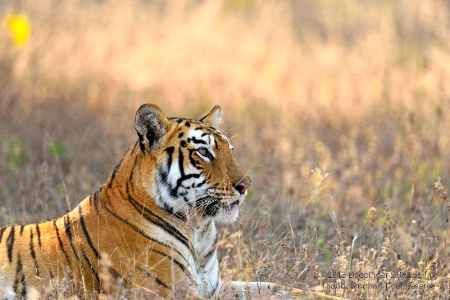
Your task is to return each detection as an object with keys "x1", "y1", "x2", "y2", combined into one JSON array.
[{"x1": 3, "y1": 12, "x2": 31, "y2": 48}]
